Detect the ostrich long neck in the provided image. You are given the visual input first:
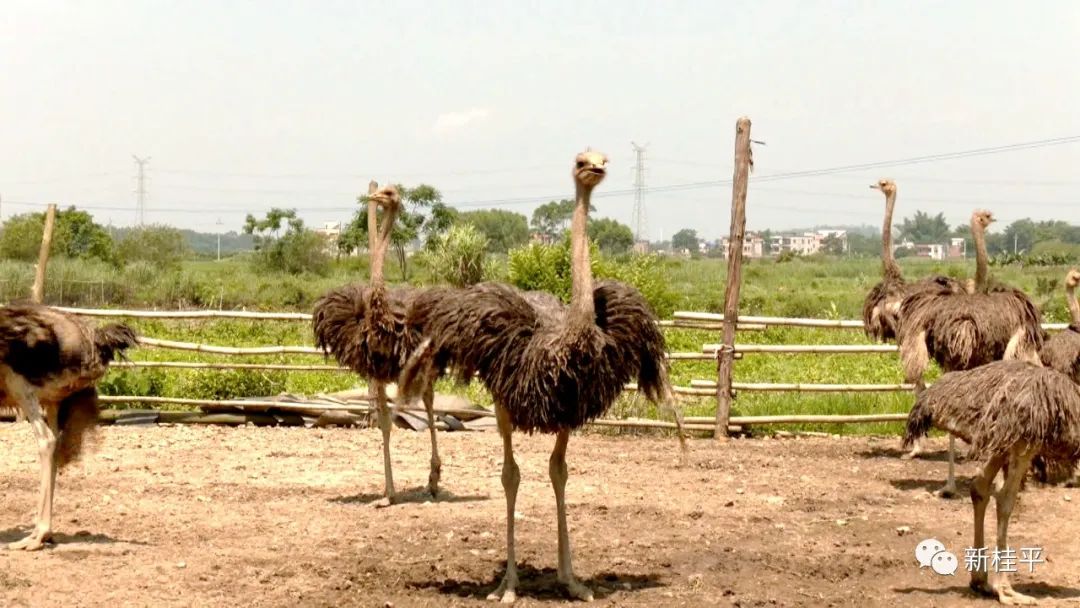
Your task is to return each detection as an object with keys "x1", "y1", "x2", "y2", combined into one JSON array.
[
  {"x1": 569, "y1": 181, "x2": 595, "y2": 321},
  {"x1": 972, "y1": 220, "x2": 989, "y2": 291},
  {"x1": 881, "y1": 190, "x2": 901, "y2": 279},
  {"x1": 369, "y1": 207, "x2": 398, "y2": 287},
  {"x1": 1067, "y1": 282, "x2": 1080, "y2": 325}
]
